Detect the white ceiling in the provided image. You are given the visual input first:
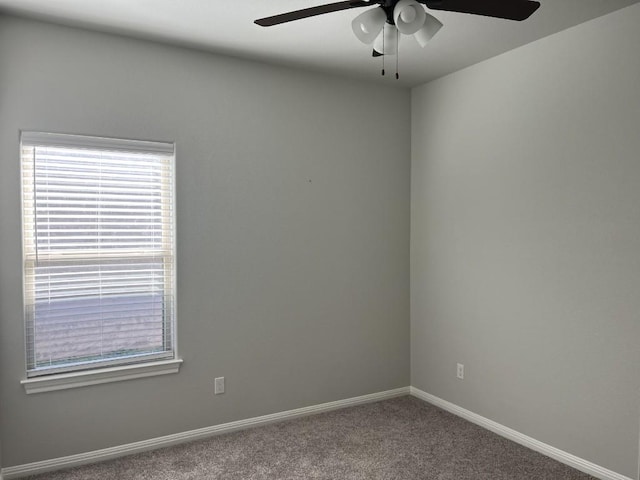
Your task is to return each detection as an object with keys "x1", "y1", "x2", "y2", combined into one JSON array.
[{"x1": 0, "y1": 0, "x2": 637, "y2": 87}]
